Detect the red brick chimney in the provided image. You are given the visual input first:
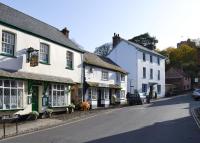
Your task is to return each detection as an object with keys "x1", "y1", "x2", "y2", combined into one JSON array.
[
  {"x1": 112, "y1": 33, "x2": 121, "y2": 48},
  {"x1": 61, "y1": 27, "x2": 69, "y2": 38}
]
